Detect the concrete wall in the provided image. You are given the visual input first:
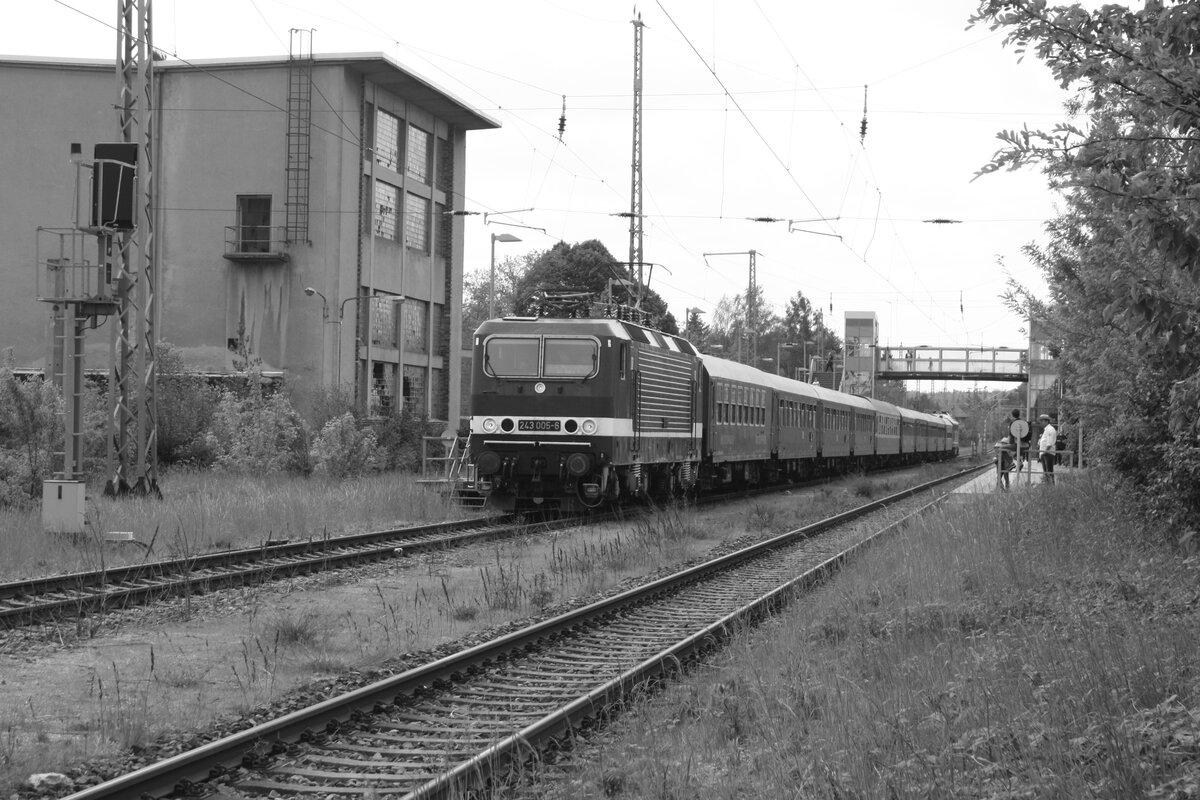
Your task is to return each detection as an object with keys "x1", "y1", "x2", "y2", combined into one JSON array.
[
  {"x1": 0, "y1": 60, "x2": 114, "y2": 369},
  {"x1": 0, "y1": 55, "x2": 480, "y2": 423}
]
